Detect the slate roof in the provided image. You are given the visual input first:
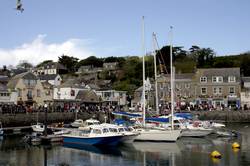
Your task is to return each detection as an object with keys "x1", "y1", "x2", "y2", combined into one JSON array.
[
  {"x1": 197, "y1": 68, "x2": 240, "y2": 78},
  {"x1": 0, "y1": 83, "x2": 8, "y2": 91},
  {"x1": 10, "y1": 68, "x2": 28, "y2": 76},
  {"x1": 242, "y1": 77, "x2": 250, "y2": 83},
  {"x1": 58, "y1": 79, "x2": 85, "y2": 88},
  {"x1": 38, "y1": 74, "x2": 58, "y2": 80},
  {"x1": 76, "y1": 89, "x2": 101, "y2": 103},
  {"x1": 86, "y1": 84, "x2": 100, "y2": 90},
  {"x1": 38, "y1": 62, "x2": 67, "y2": 70},
  {"x1": 0, "y1": 75, "x2": 9, "y2": 83},
  {"x1": 7, "y1": 72, "x2": 38, "y2": 89},
  {"x1": 41, "y1": 81, "x2": 53, "y2": 89}
]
